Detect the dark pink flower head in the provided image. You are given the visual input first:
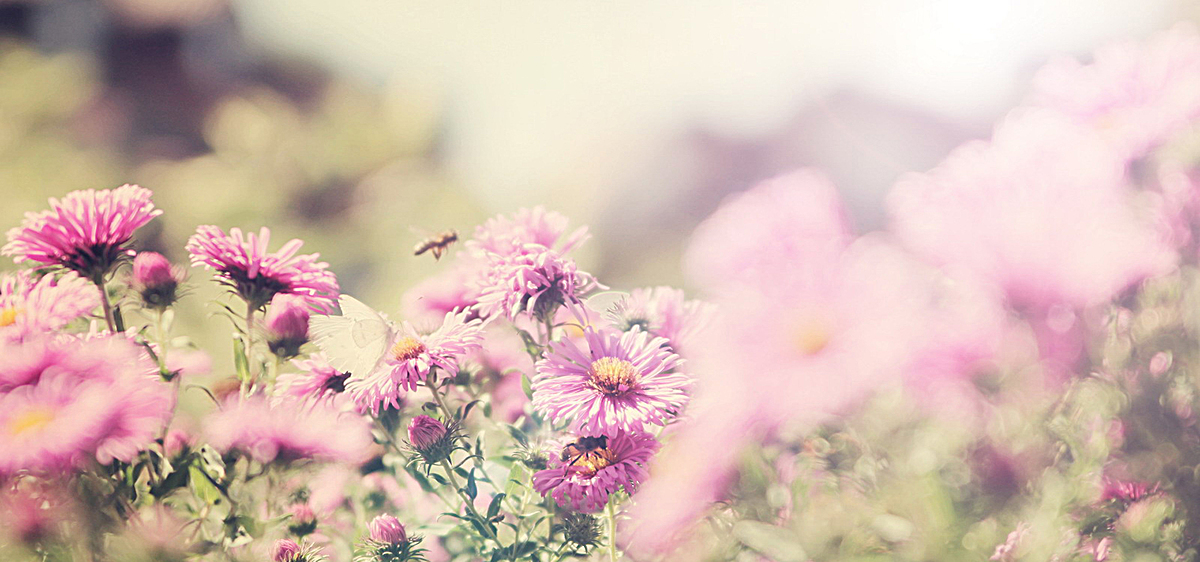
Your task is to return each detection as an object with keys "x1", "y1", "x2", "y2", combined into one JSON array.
[
  {"x1": 606, "y1": 287, "x2": 714, "y2": 354},
  {"x1": 0, "y1": 335, "x2": 172, "y2": 473},
  {"x1": 0, "y1": 270, "x2": 98, "y2": 342},
  {"x1": 532, "y1": 326, "x2": 689, "y2": 436},
  {"x1": 2, "y1": 184, "x2": 161, "y2": 280},
  {"x1": 272, "y1": 539, "x2": 302, "y2": 562},
  {"x1": 890, "y1": 109, "x2": 1176, "y2": 311},
  {"x1": 473, "y1": 245, "x2": 600, "y2": 321},
  {"x1": 1101, "y1": 478, "x2": 1160, "y2": 503},
  {"x1": 131, "y1": 251, "x2": 184, "y2": 309},
  {"x1": 1030, "y1": 23, "x2": 1200, "y2": 159},
  {"x1": 532, "y1": 429, "x2": 659, "y2": 513},
  {"x1": 367, "y1": 513, "x2": 408, "y2": 545},
  {"x1": 203, "y1": 395, "x2": 374, "y2": 465},
  {"x1": 468, "y1": 206, "x2": 590, "y2": 257},
  {"x1": 406, "y1": 415, "x2": 447, "y2": 451},
  {"x1": 346, "y1": 310, "x2": 486, "y2": 415},
  {"x1": 265, "y1": 293, "x2": 311, "y2": 358},
  {"x1": 185, "y1": 225, "x2": 339, "y2": 310},
  {"x1": 401, "y1": 255, "x2": 484, "y2": 324},
  {"x1": 277, "y1": 353, "x2": 350, "y2": 403}
]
